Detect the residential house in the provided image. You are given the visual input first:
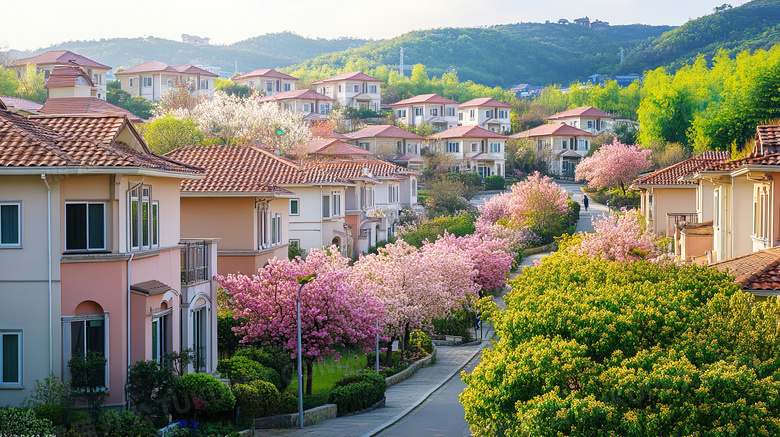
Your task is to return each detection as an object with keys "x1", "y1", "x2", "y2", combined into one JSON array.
[
  {"x1": 458, "y1": 98, "x2": 512, "y2": 133},
  {"x1": 0, "y1": 96, "x2": 43, "y2": 115},
  {"x1": 388, "y1": 94, "x2": 459, "y2": 132},
  {"x1": 258, "y1": 89, "x2": 334, "y2": 122},
  {"x1": 9, "y1": 51, "x2": 111, "y2": 100},
  {"x1": 545, "y1": 106, "x2": 612, "y2": 135},
  {"x1": 710, "y1": 246, "x2": 780, "y2": 299},
  {"x1": 115, "y1": 61, "x2": 218, "y2": 101},
  {"x1": 511, "y1": 123, "x2": 593, "y2": 178},
  {"x1": 45, "y1": 65, "x2": 97, "y2": 99},
  {"x1": 342, "y1": 124, "x2": 425, "y2": 168},
  {"x1": 427, "y1": 125, "x2": 508, "y2": 178},
  {"x1": 232, "y1": 69, "x2": 299, "y2": 96},
  {"x1": 0, "y1": 106, "x2": 218, "y2": 408},
  {"x1": 165, "y1": 145, "x2": 298, "y2": 276},
  {"x1": 38, "y1": 97, "x2": 145, "y2": 123},
  {"x1": 312, "y1": 72, "x2": 382, "y2": 112}
]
